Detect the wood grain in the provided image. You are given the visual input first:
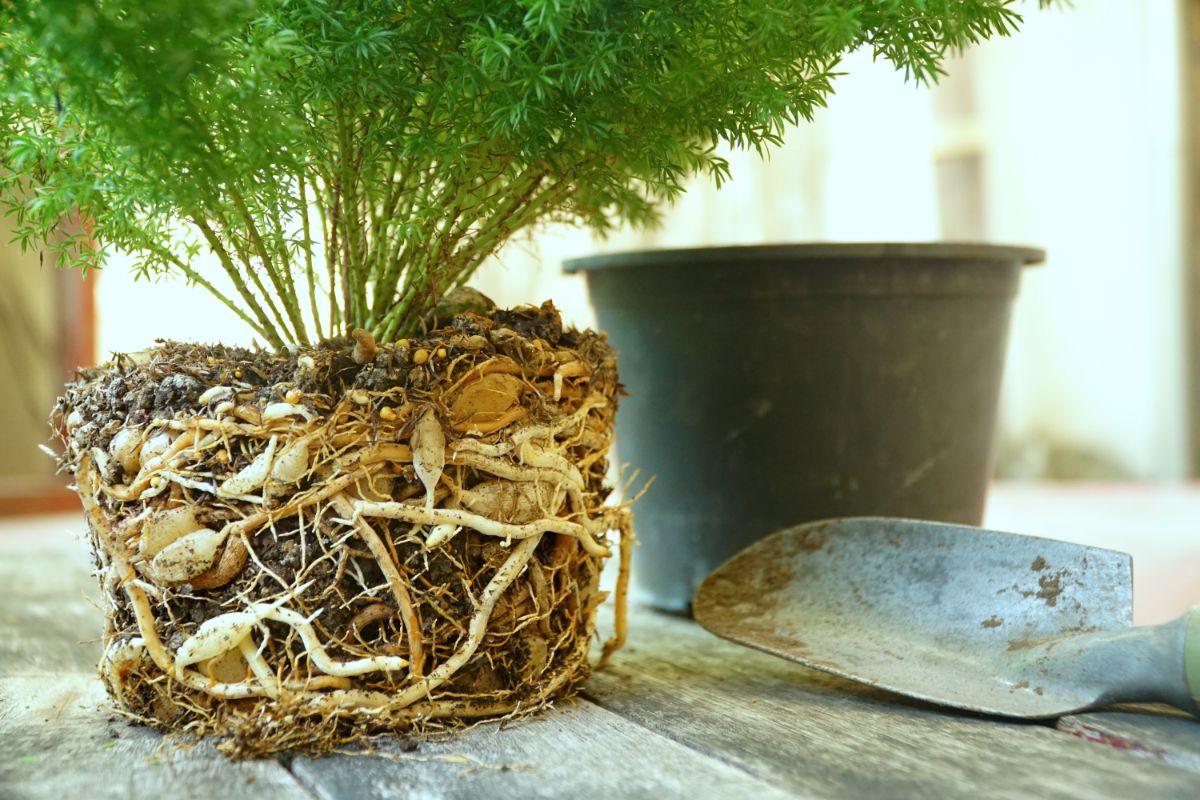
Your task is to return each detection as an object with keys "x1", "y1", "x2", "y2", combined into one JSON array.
[
  {"x1": 586, "y1": 610, "x2": 1200, "y2": 799},
  {"x1": 290, "y1": 699, "x2": 795, "y2": 800},
  {"x1": 0, "y1": 517, "x2": 312, "y2": 800},
  {"x1": 0, "y1": 523, "x2": 103, "y2": 677},
  {"x1": 0, "y1": 674, "x2": 311, "y2": 800}
]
